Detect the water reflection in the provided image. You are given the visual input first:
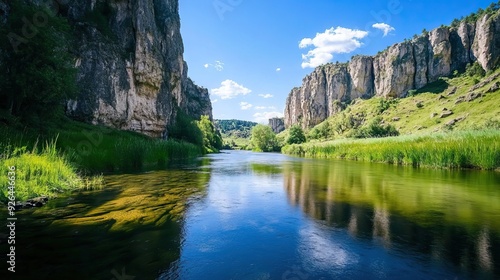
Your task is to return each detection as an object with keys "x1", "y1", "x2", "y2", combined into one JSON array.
[
  {"x1": 283, "y1": 158, "x2": 500, "y2": 277},
  {"x1": 0, "y1": 169, "x2": 210, "y2": 280}
]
